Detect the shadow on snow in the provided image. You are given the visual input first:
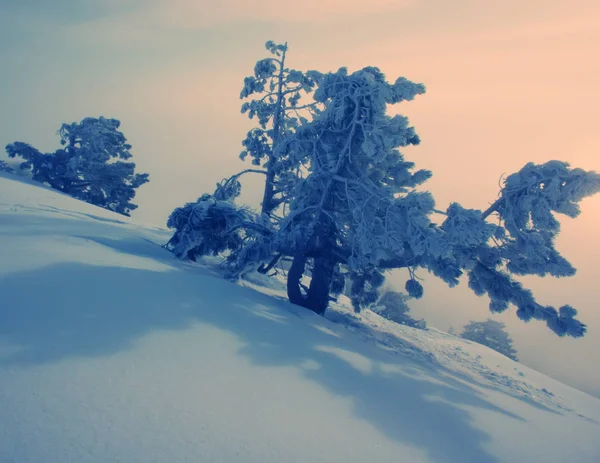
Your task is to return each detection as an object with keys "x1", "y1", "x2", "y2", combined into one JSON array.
[{"x1": 1, "y1": 234, "x2": 534, "y2": 463}]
